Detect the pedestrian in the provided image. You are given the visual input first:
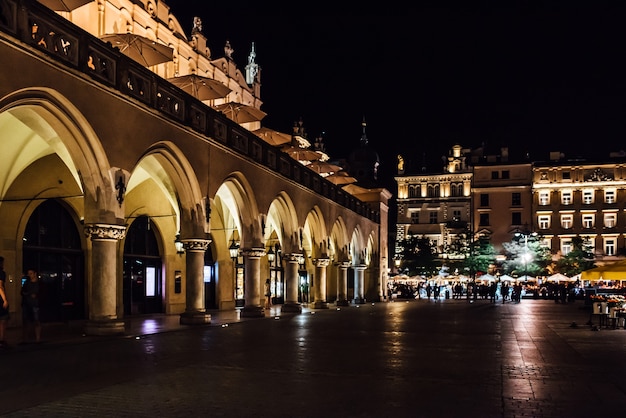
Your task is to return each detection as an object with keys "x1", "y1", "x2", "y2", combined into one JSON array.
[
  {"x1": 426, "y1": 284, "x2": 432, "y2": 299},
  {"x1": 21, "y1": 268, "x2": 41, "y2": 343},
  {"x1": 489, "y1": 282, "x2": 497, "y2": 303},
  {"x1": 433, "y1": 285, "x2": 440, "y2": 302},
  {"x1": 264, "y1": 278, "x2": 272, "y2": 309},
  {"x1": 0, "y1": 256, "x2": 9, "y2": 348}
]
